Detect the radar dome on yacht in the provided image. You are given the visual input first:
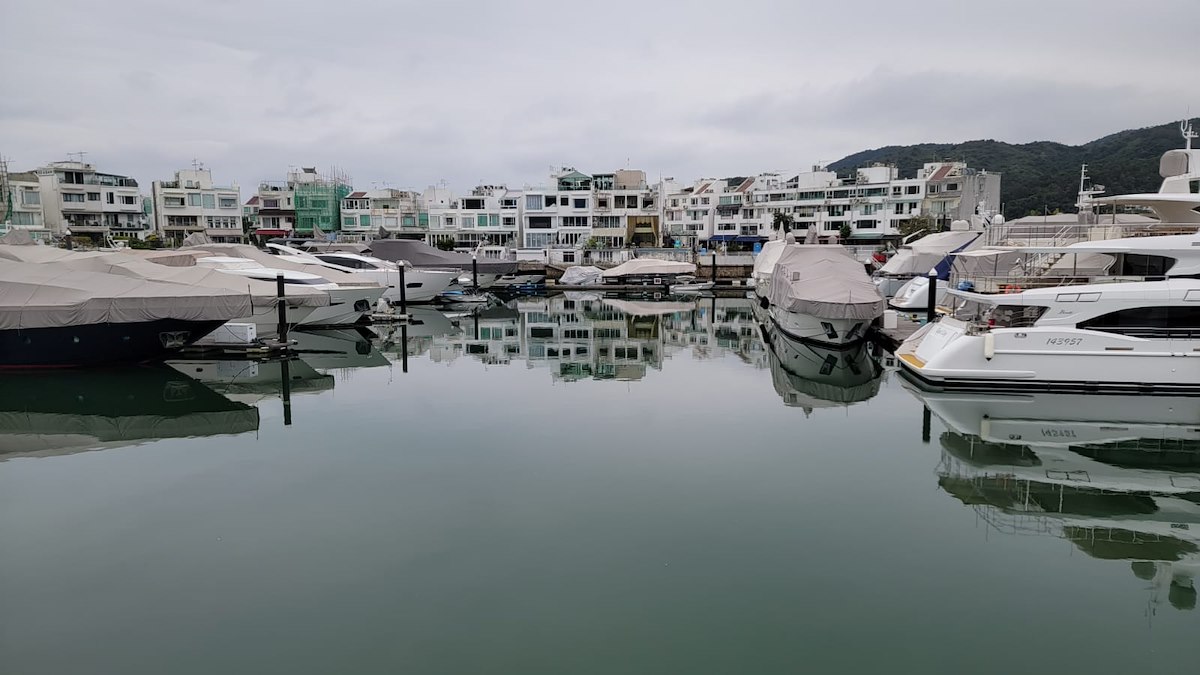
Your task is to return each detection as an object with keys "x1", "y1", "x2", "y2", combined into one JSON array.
[{"x1": 949, "y1": 219, "x2": 970, "y2": 231}]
